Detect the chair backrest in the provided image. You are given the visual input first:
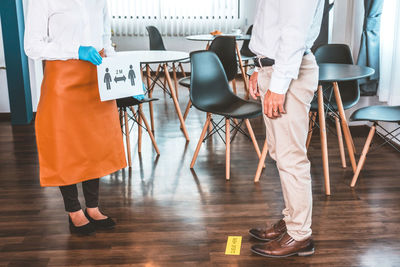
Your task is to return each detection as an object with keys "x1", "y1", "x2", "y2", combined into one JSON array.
[
  {"x1": 208, "y1": 36, "x2": 238, "y2": 81},
  {"x1": 146, "y1": 26, "x2": 166, "y2": 51},
  {"x1": 314, "y1": 44, "x2": 360, "y2": 109},
  {"x1": 190, "y1": 51, "x2": 238, "y2": 112},
  {"x1": 240, "y1": 25, "x2": 256, "y2": 58}
]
